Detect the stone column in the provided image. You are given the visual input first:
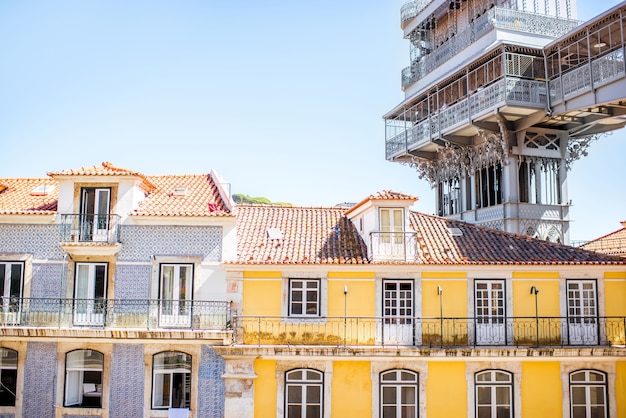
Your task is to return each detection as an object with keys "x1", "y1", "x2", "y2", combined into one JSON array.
[{"x1": 222, "y1": 357, "x2": 257, "y2": 418}]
